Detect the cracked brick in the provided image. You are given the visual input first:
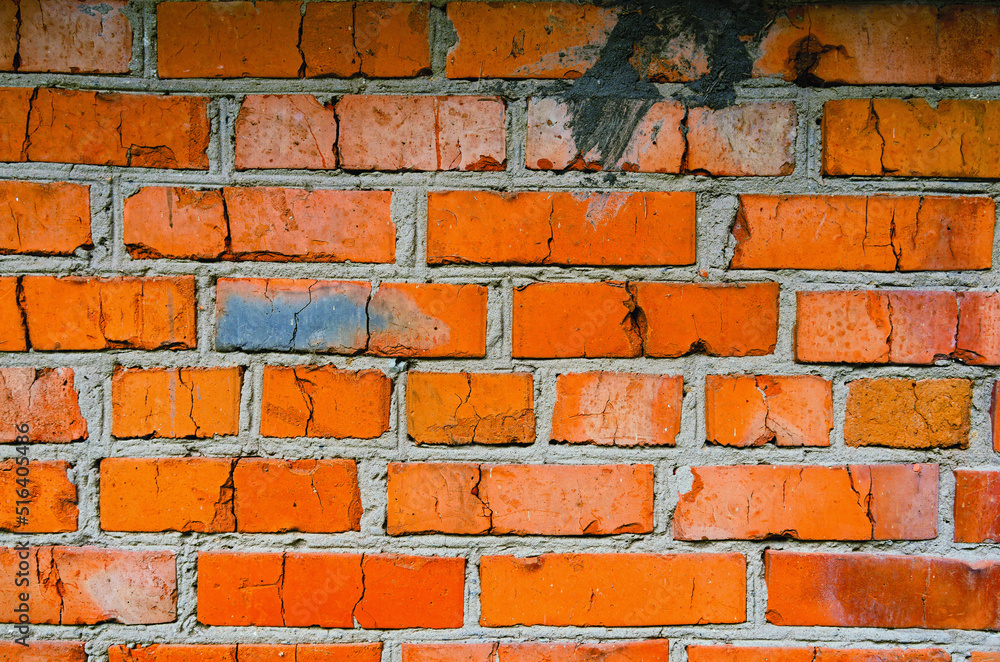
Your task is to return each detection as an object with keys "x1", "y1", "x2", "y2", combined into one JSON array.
[
  {"x1": 235, "y1": 95, "x2": 339, "y2": 170},
  {"x1": 689, "y1": 646, "x2": 950, "y2": 662},
  {"x1": 954, "y1": 470, "x2": 1000, "y2": 543},
  {"x1": 0, "y1": 367, "x2": 86, "y2": 442},
  {"x1": 0, "y1": 181, "x2": 91, "y2": 256},
  {"x1": 705, "y1": 375, "x2": 832, "y2": 447},
  {"x1": 12, "y1": 0, "x2": 132, "y2": 74},
  {"x1": 405, "y1": 642, "x2": 671, "y2": 662},
  {"x1": 0, "y1": 640, "x2": 86, "y2": 661},
  {"x1": 109, "y1": 644, "x2": 384, "y2": 662},
  {"x1": 0, "y1": 460, "x2": 77, "y2": 532},
  {"x1": 845, "y1": 378, "x2": 972, "y2": 449}
]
